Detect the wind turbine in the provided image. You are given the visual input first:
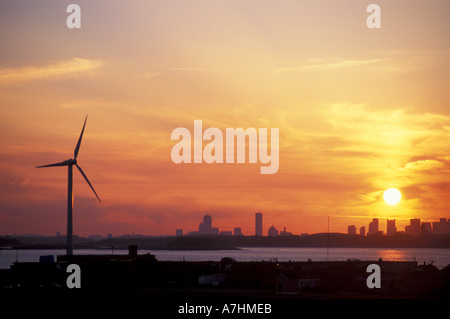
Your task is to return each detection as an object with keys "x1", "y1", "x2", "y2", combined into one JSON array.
[{"x1": 36, "y1": 115, "x2": 101, "y2": 255}]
